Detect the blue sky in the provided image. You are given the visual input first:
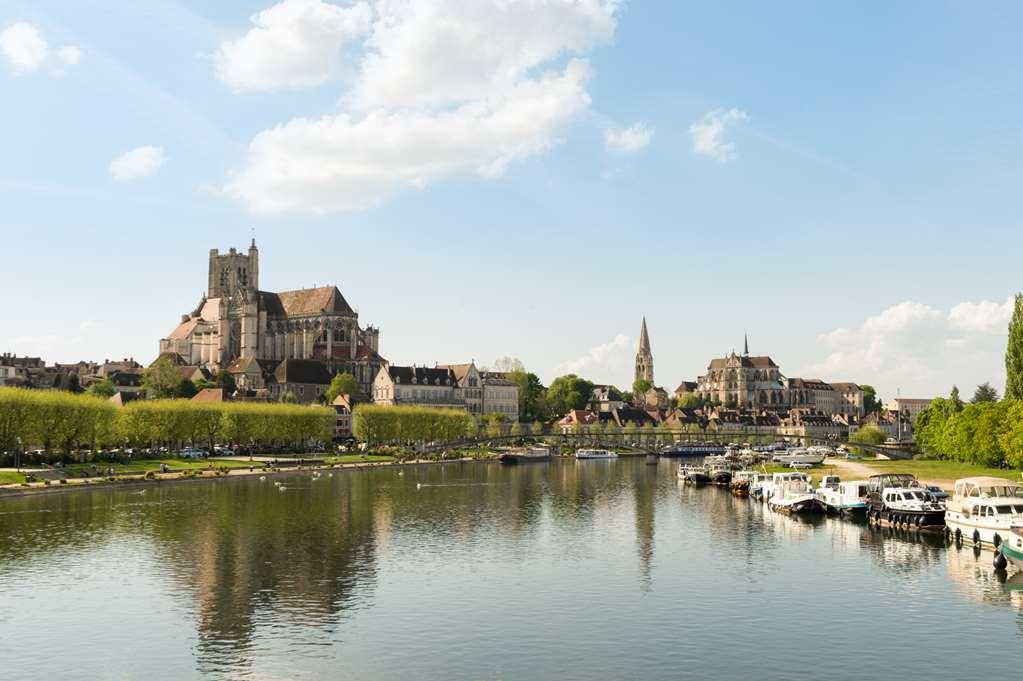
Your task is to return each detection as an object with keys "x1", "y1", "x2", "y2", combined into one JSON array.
[{"x1": 2, "y1": 0, "x2": 1021, "y2": 401}]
